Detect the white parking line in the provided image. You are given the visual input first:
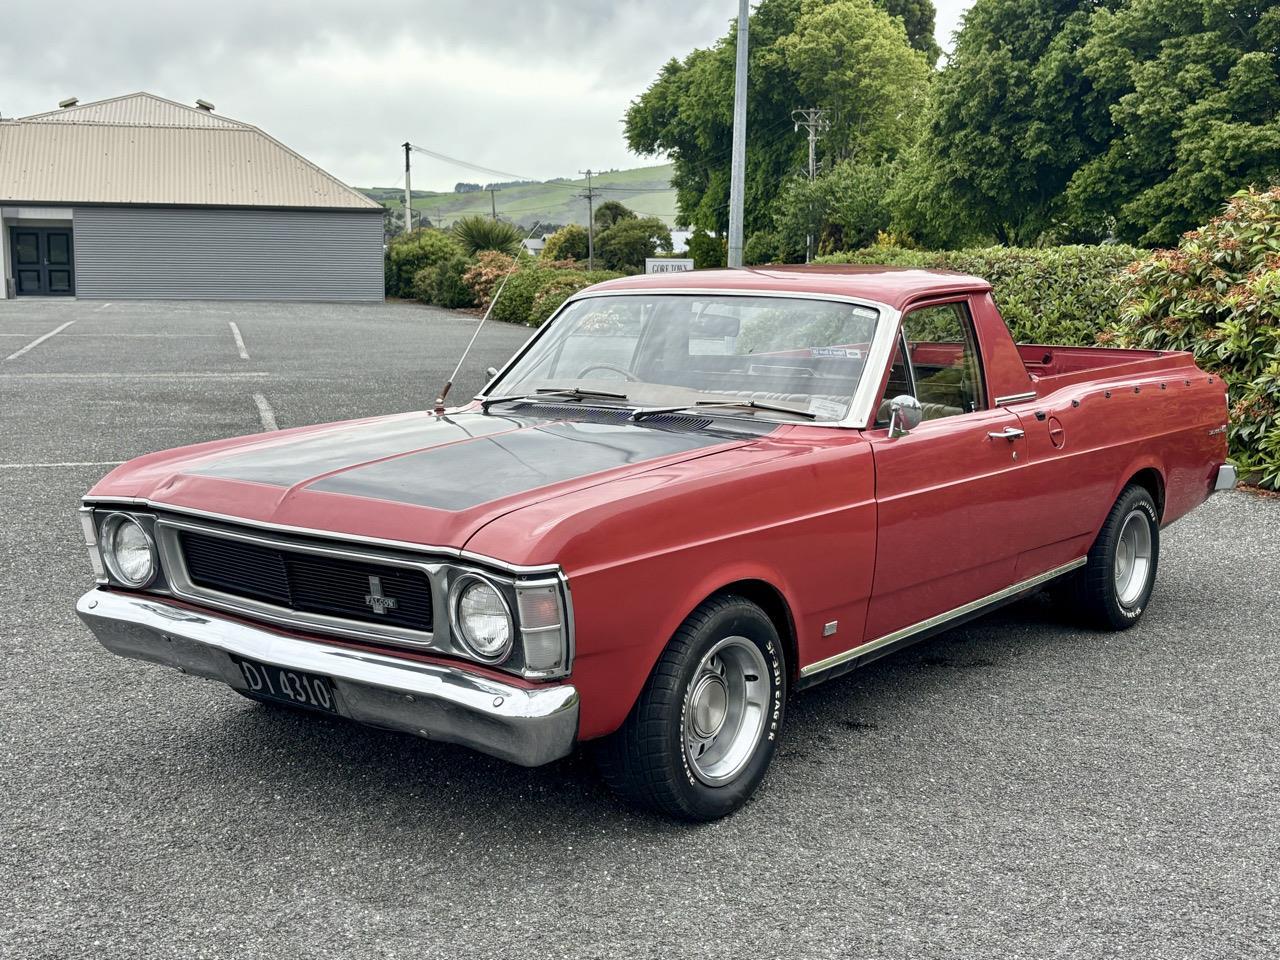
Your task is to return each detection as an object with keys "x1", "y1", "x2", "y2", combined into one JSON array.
[
  {"x1": 252, "y1": 393, "x2": 279, "y2": 431},
  {"x1": 0, "y1": 460, "x2": 123, "y2": 469},
  {"x1": 0, "y1": 371, "x2": 272, "y2": 380},
  {"x1": 4, "y1": 320, "x2": 76, "y2": 361},
  {"x1": 228, "y1": 321, "x2": 250, "y2": 360},
  {"x1": 97, "y1": 303, "x2": 112, "y2": 311}
]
